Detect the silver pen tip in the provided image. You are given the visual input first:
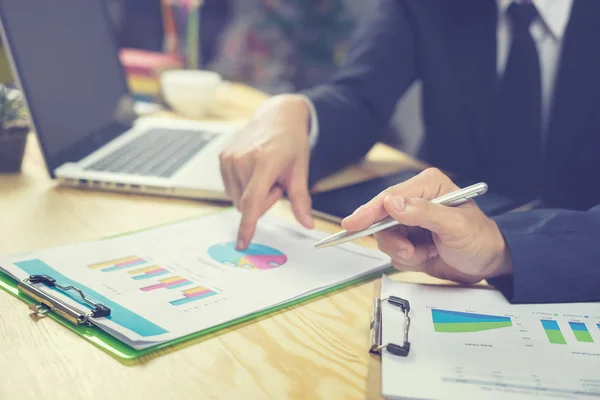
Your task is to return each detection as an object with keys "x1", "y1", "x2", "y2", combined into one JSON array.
[
  {"x1": 314, "y1": 230, "x2": 348, "y2": 249},
  {"x1": 314, "y1": 239, "x2": 328, "y2": 248}
]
